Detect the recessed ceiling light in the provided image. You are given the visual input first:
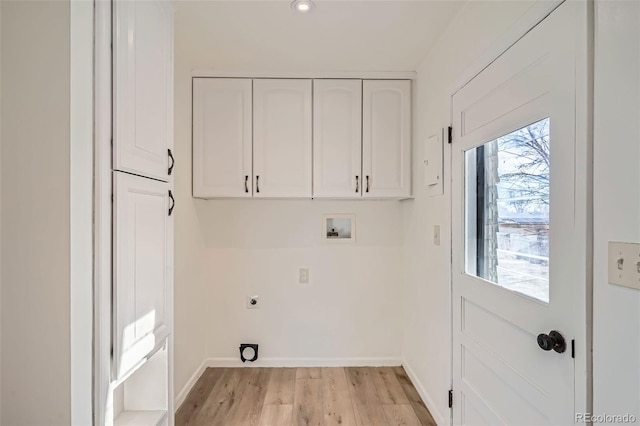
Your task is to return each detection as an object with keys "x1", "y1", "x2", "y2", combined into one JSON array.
[{"x1": 291, "y1": 0, "x2": 314, "y2": 13}]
